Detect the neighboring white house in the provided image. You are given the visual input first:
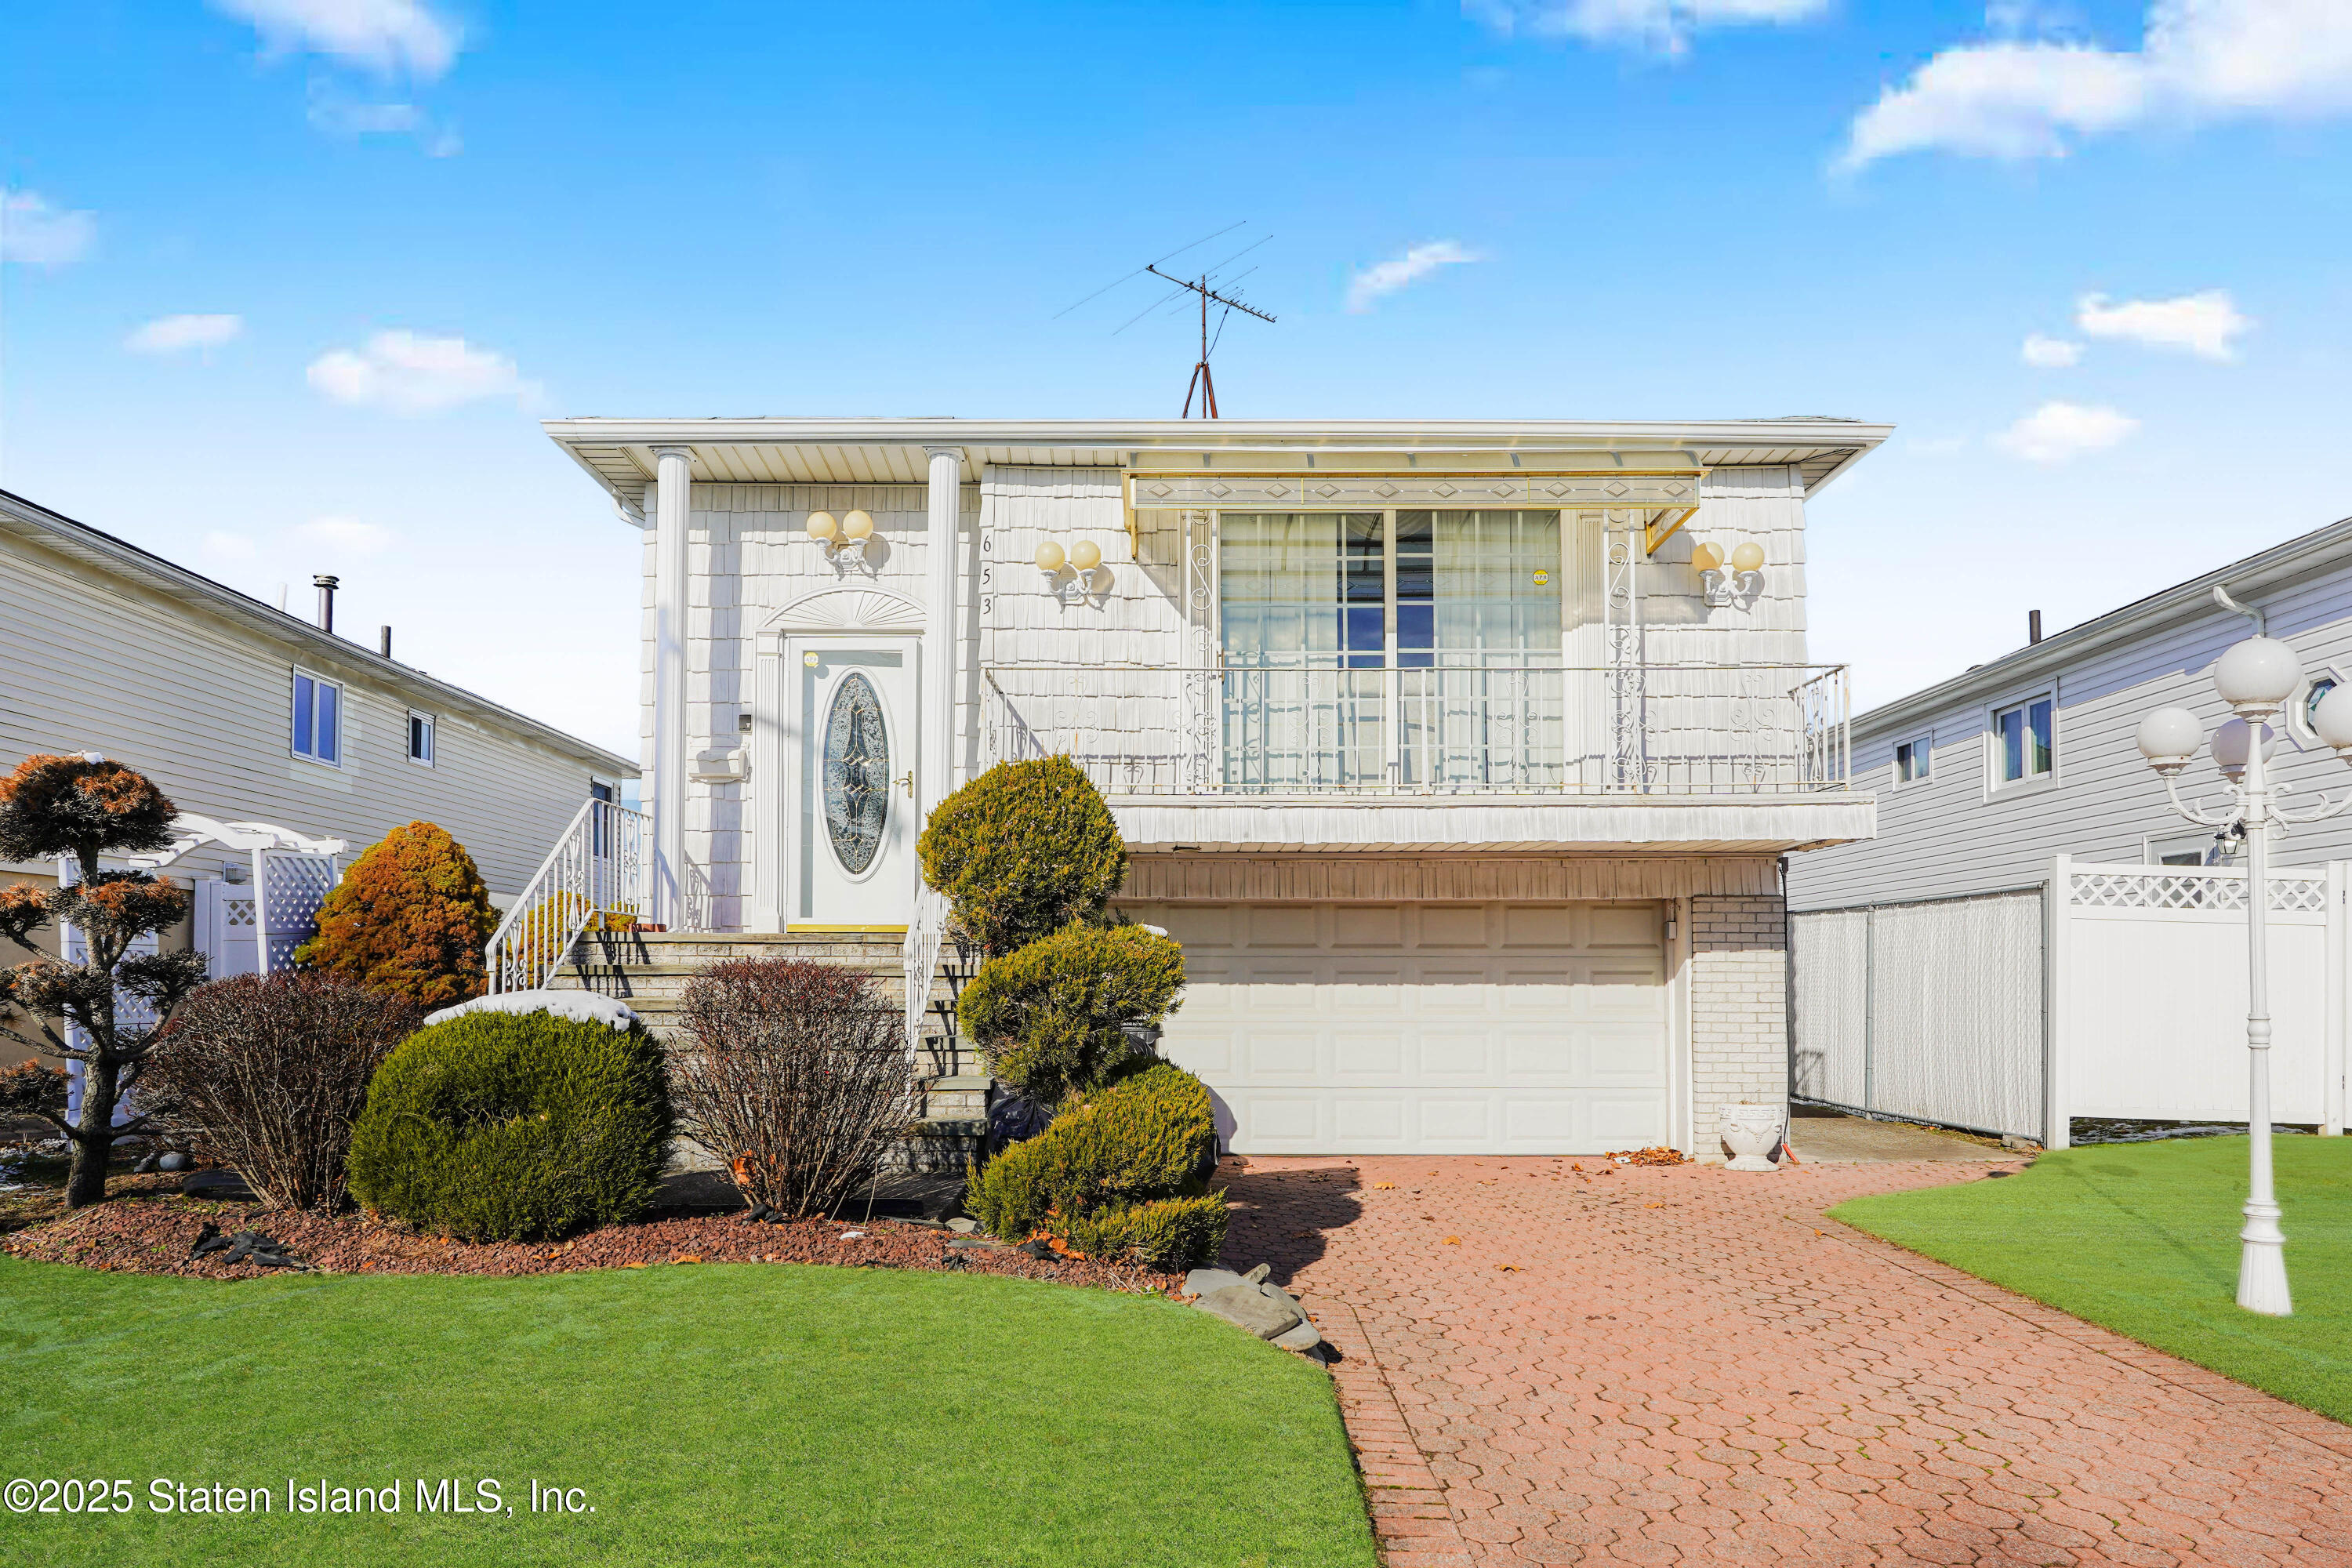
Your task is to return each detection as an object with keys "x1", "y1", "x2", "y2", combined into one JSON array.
[
  {"x1": 1785, "y1": 517, "x2": 2352, "y2": 1146},
  {"x1": 532, "y1": 417, "x2": 1887, "y2": 1160},
  {"x1": 0, "y1": 486, "x2": 638, "y2": 1065}
]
